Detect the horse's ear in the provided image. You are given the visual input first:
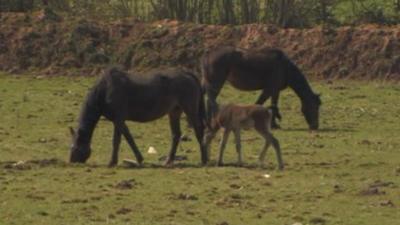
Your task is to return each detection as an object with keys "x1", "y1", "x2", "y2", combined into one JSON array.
[{"x1": 69, "y1": 127, "x2": 76, "y2": 137}]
